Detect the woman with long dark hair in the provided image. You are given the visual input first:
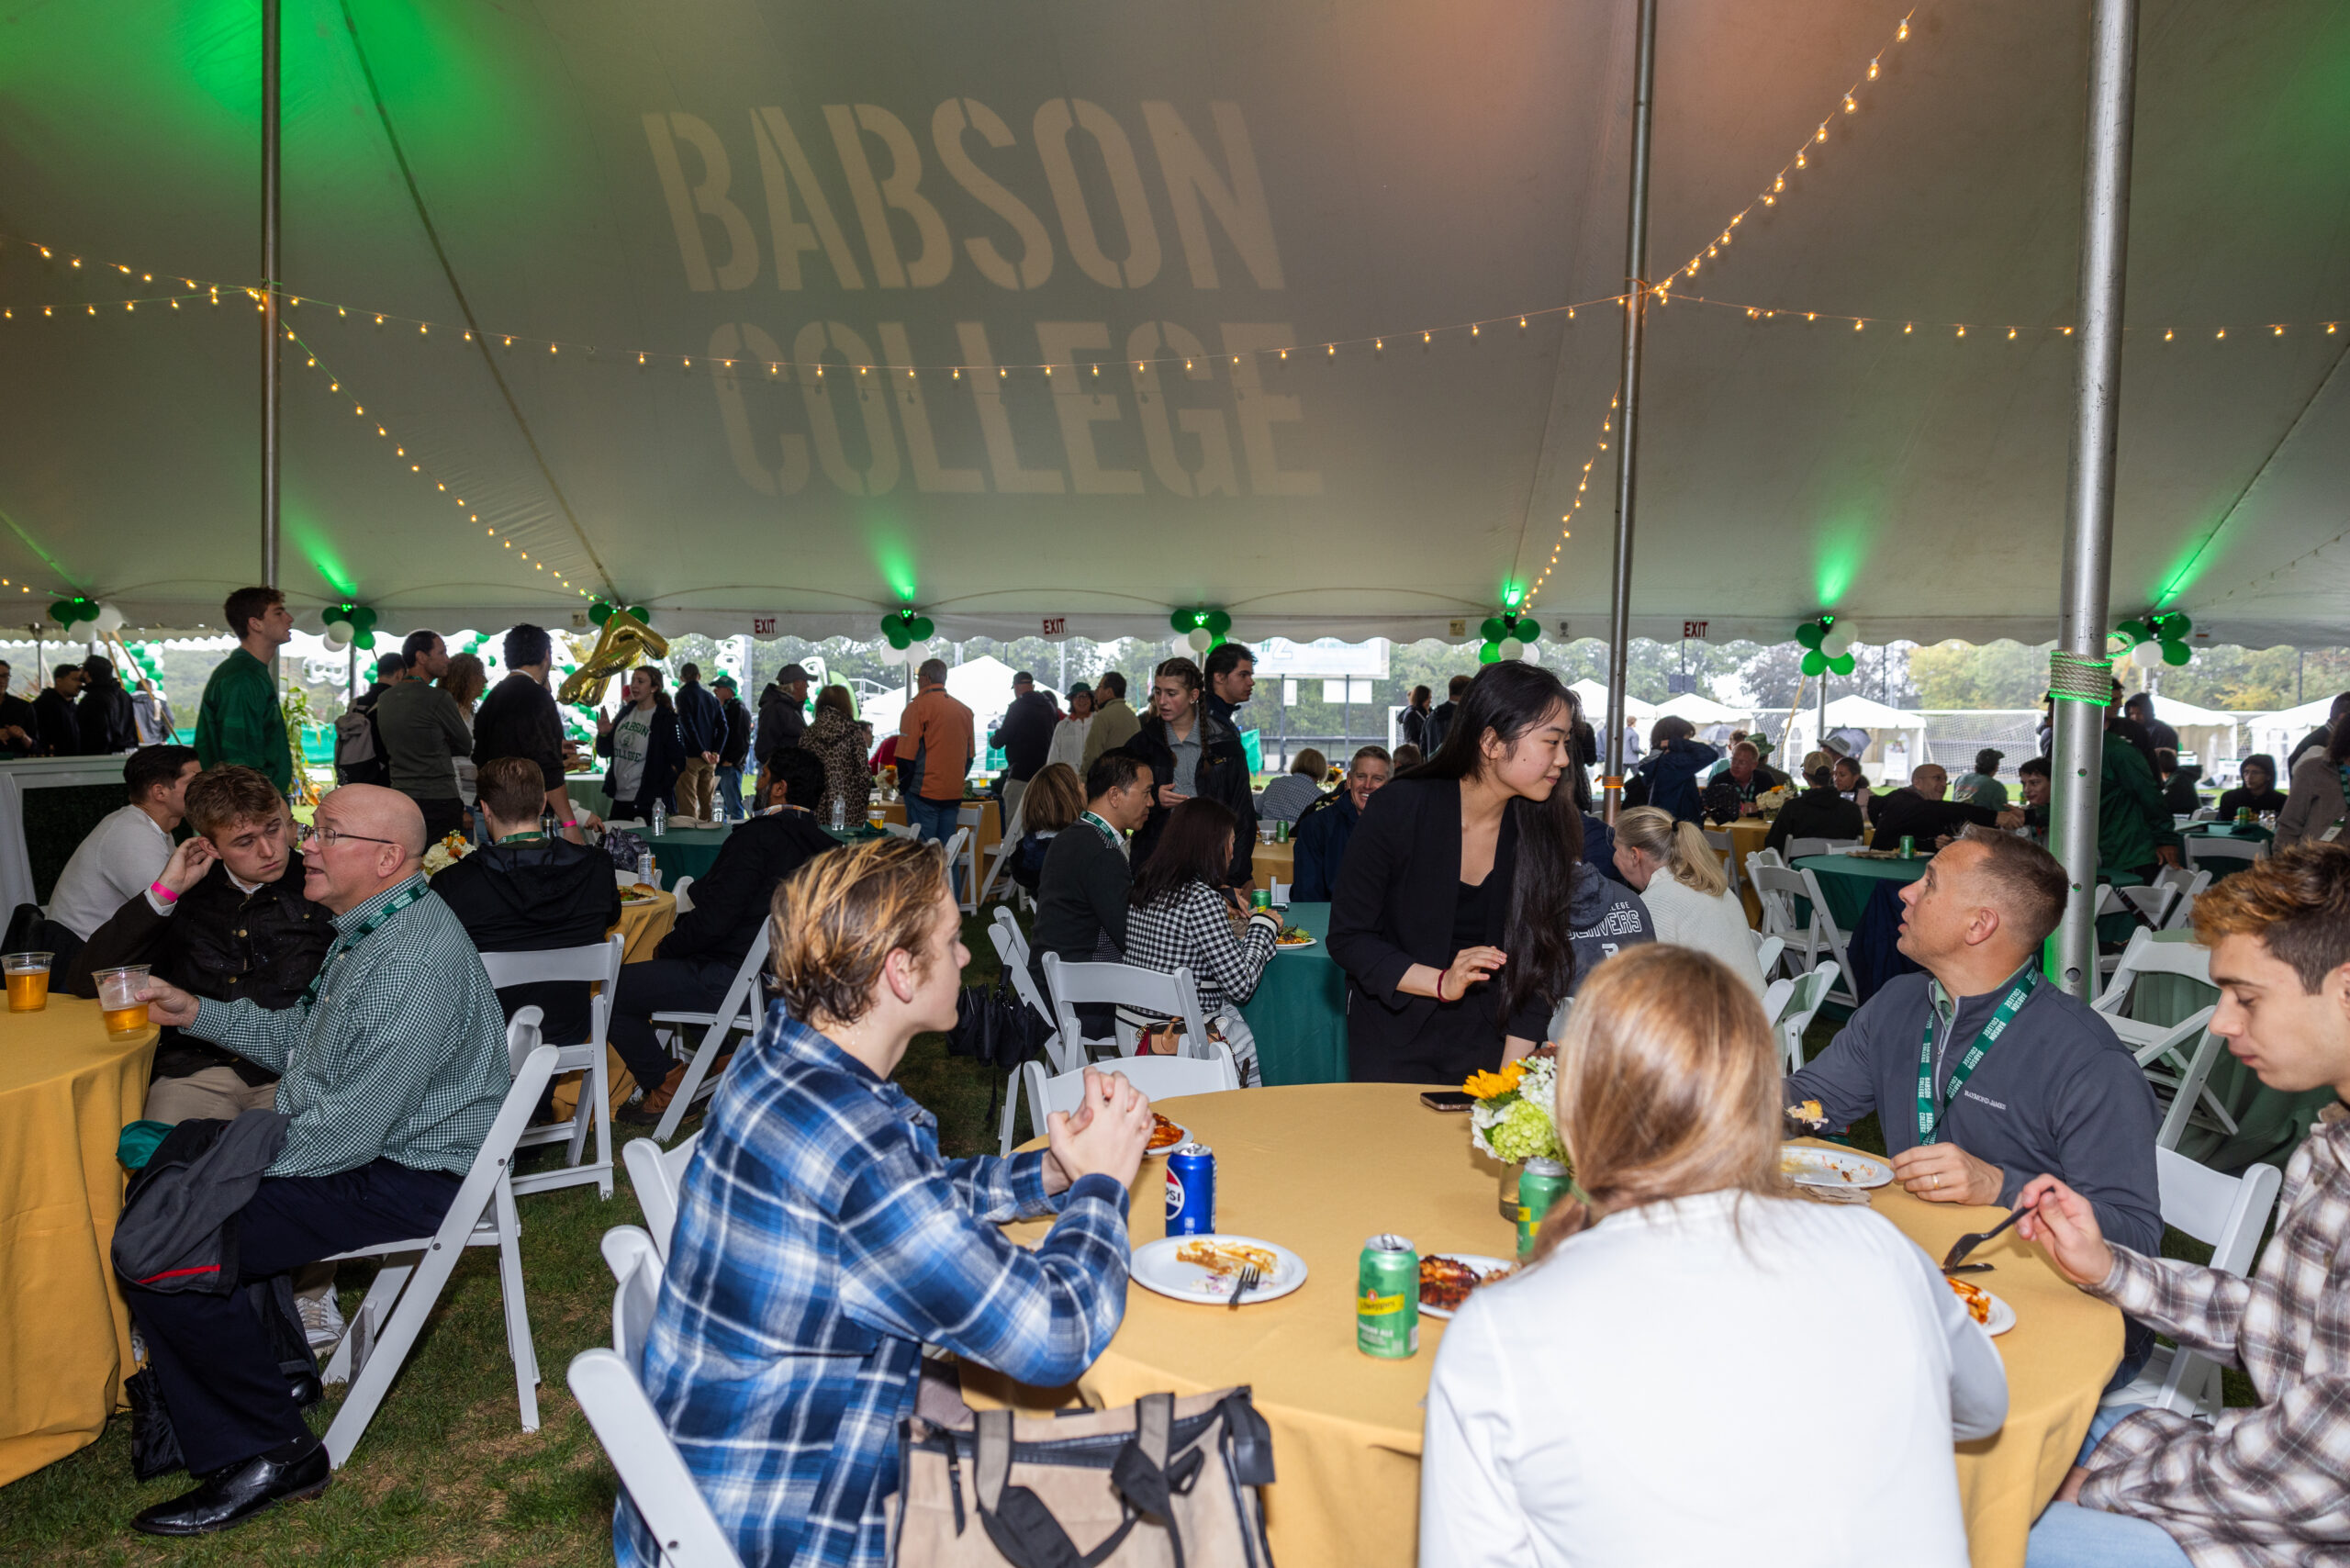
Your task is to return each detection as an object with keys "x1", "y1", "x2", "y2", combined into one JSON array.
[
  {"x1": 596, "y1": 665, "x2": 688, "y2": 823},
  {"x1": 1328, "y1": 663, "x2": 1654, "y2": 1082},
  {"x1": 1126, "y1": 655, "x2": 1259, "y2": 886},
  {"x1": 1122, "y1": 796, "x2": 1280, "y2": 1084}
]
